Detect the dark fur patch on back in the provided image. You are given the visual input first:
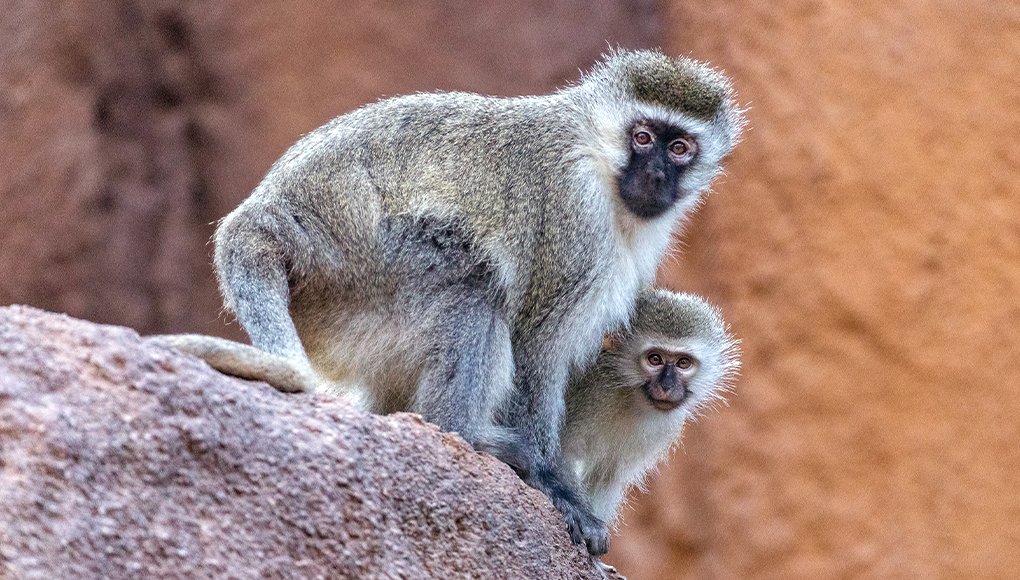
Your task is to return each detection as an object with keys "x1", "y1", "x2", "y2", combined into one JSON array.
[{"x1": 382, "y1": 214, "x2": 498, "y2": 295}]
